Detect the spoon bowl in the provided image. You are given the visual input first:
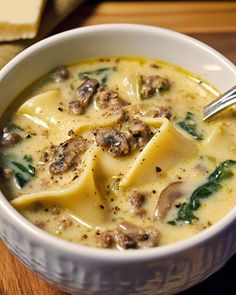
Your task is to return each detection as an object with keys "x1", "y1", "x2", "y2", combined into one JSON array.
[{"x1": 203, "y1": 85, "x2": 236, "y2": 121}]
